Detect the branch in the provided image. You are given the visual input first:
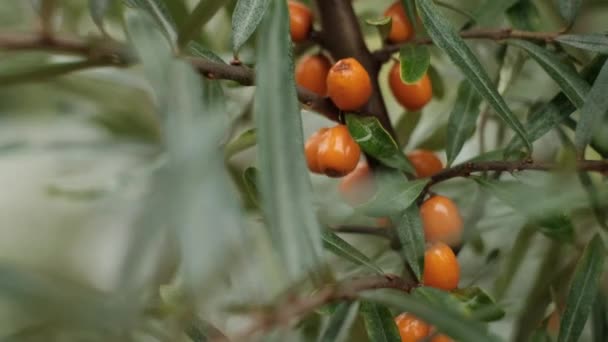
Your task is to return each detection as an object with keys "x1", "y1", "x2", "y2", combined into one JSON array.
[
  {"x1": 0, "y1": 31, "x2": 340, "y2": 122},
  {"x1": 373, "y1": 28, "x2": 562, "y2": 62},
  {"x1": 226, "y1": 274, "x2": 415, "y2": 341}
]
